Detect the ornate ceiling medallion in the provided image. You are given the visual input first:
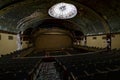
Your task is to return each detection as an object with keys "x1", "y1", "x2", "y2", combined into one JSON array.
[{"x1": 48, "y1": 2, "x2": 77, "y2": 19}]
